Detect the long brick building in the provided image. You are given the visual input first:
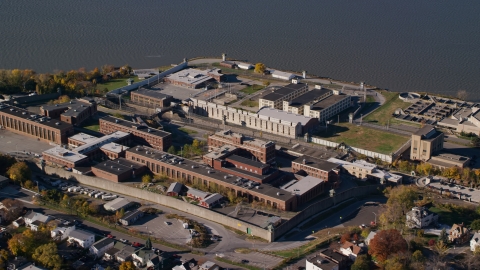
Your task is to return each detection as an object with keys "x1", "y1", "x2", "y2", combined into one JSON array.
[
  {"x1": 0, "y1": 104, "x2": 74, "y2": 145},
  {"x1": 208, "y1": 130, "x2": 276, "y2": 164},
  {"x1": 292, "y1": 155, "x2": 340, "y2": 188},
  {"x1": 99, "y1": 116, "x2": 172, "y2": 151},
  {"x1": 40, "y1": 97, "x2": 97, "y2": 126},
  {"x1": 125, "y1": 146, "x2": 297, "y2": 211}
]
